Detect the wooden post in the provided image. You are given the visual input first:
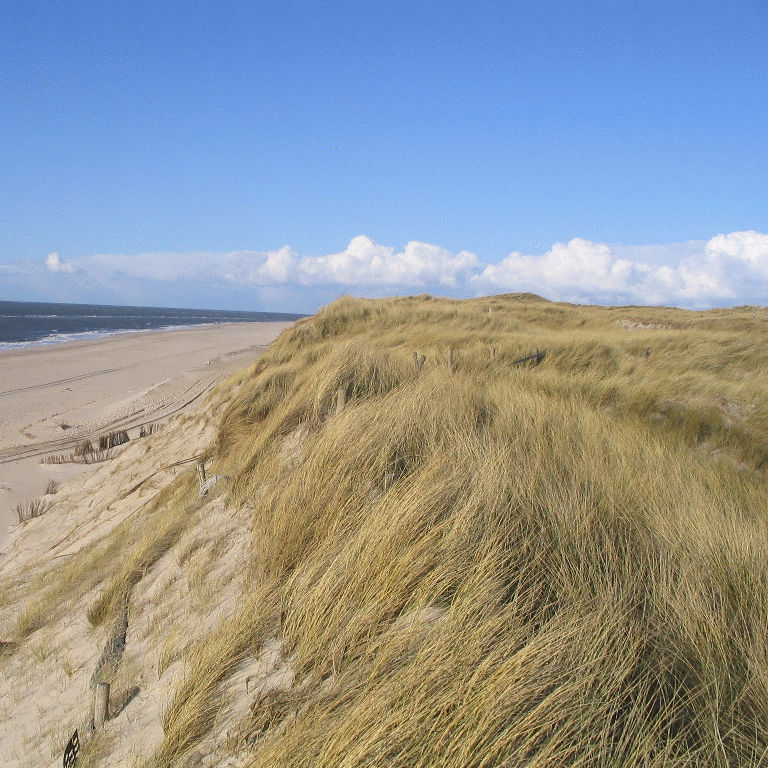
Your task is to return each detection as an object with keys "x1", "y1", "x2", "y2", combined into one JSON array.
[
  {"x1": 93, "y1": 682, "x2": 110, "y2": 730},
  {"x1": 335, "y1": 387, "x2": 346, "y2": 414}
]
